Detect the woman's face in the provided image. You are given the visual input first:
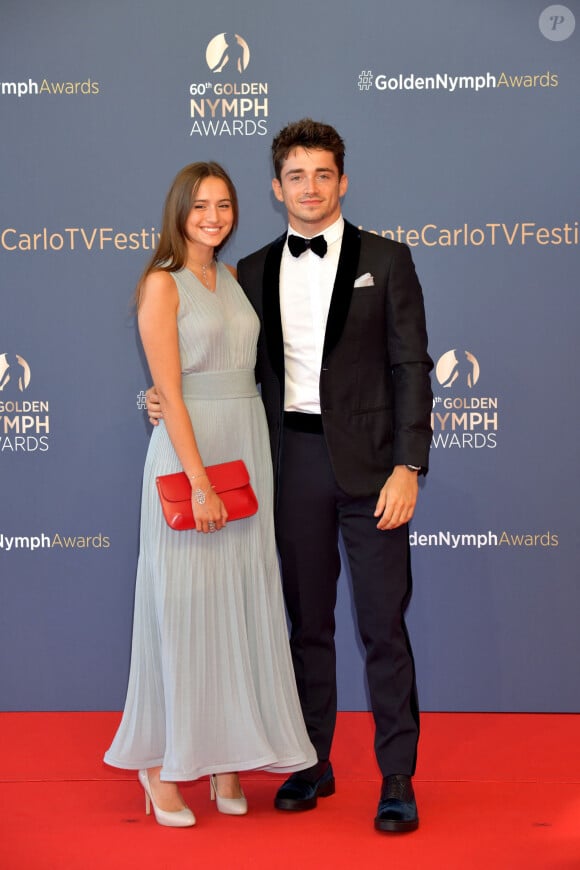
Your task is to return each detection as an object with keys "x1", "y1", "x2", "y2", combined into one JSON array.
[{"x1": 184, "y1": 176, "x2": 234, "y2": 250}]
